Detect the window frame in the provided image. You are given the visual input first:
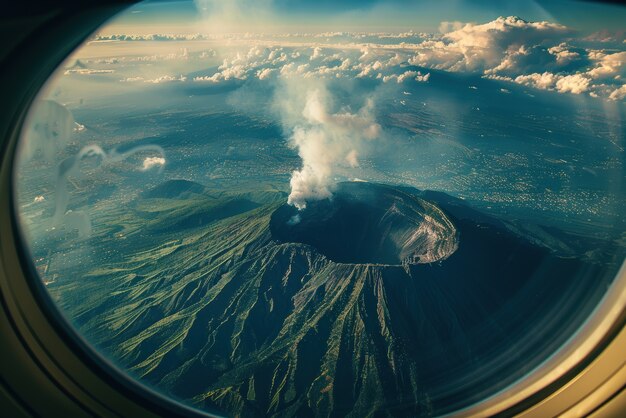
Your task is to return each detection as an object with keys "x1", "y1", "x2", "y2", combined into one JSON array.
[{"x1": 0, "y1": 1, "x2": 624, "y2": 417}]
